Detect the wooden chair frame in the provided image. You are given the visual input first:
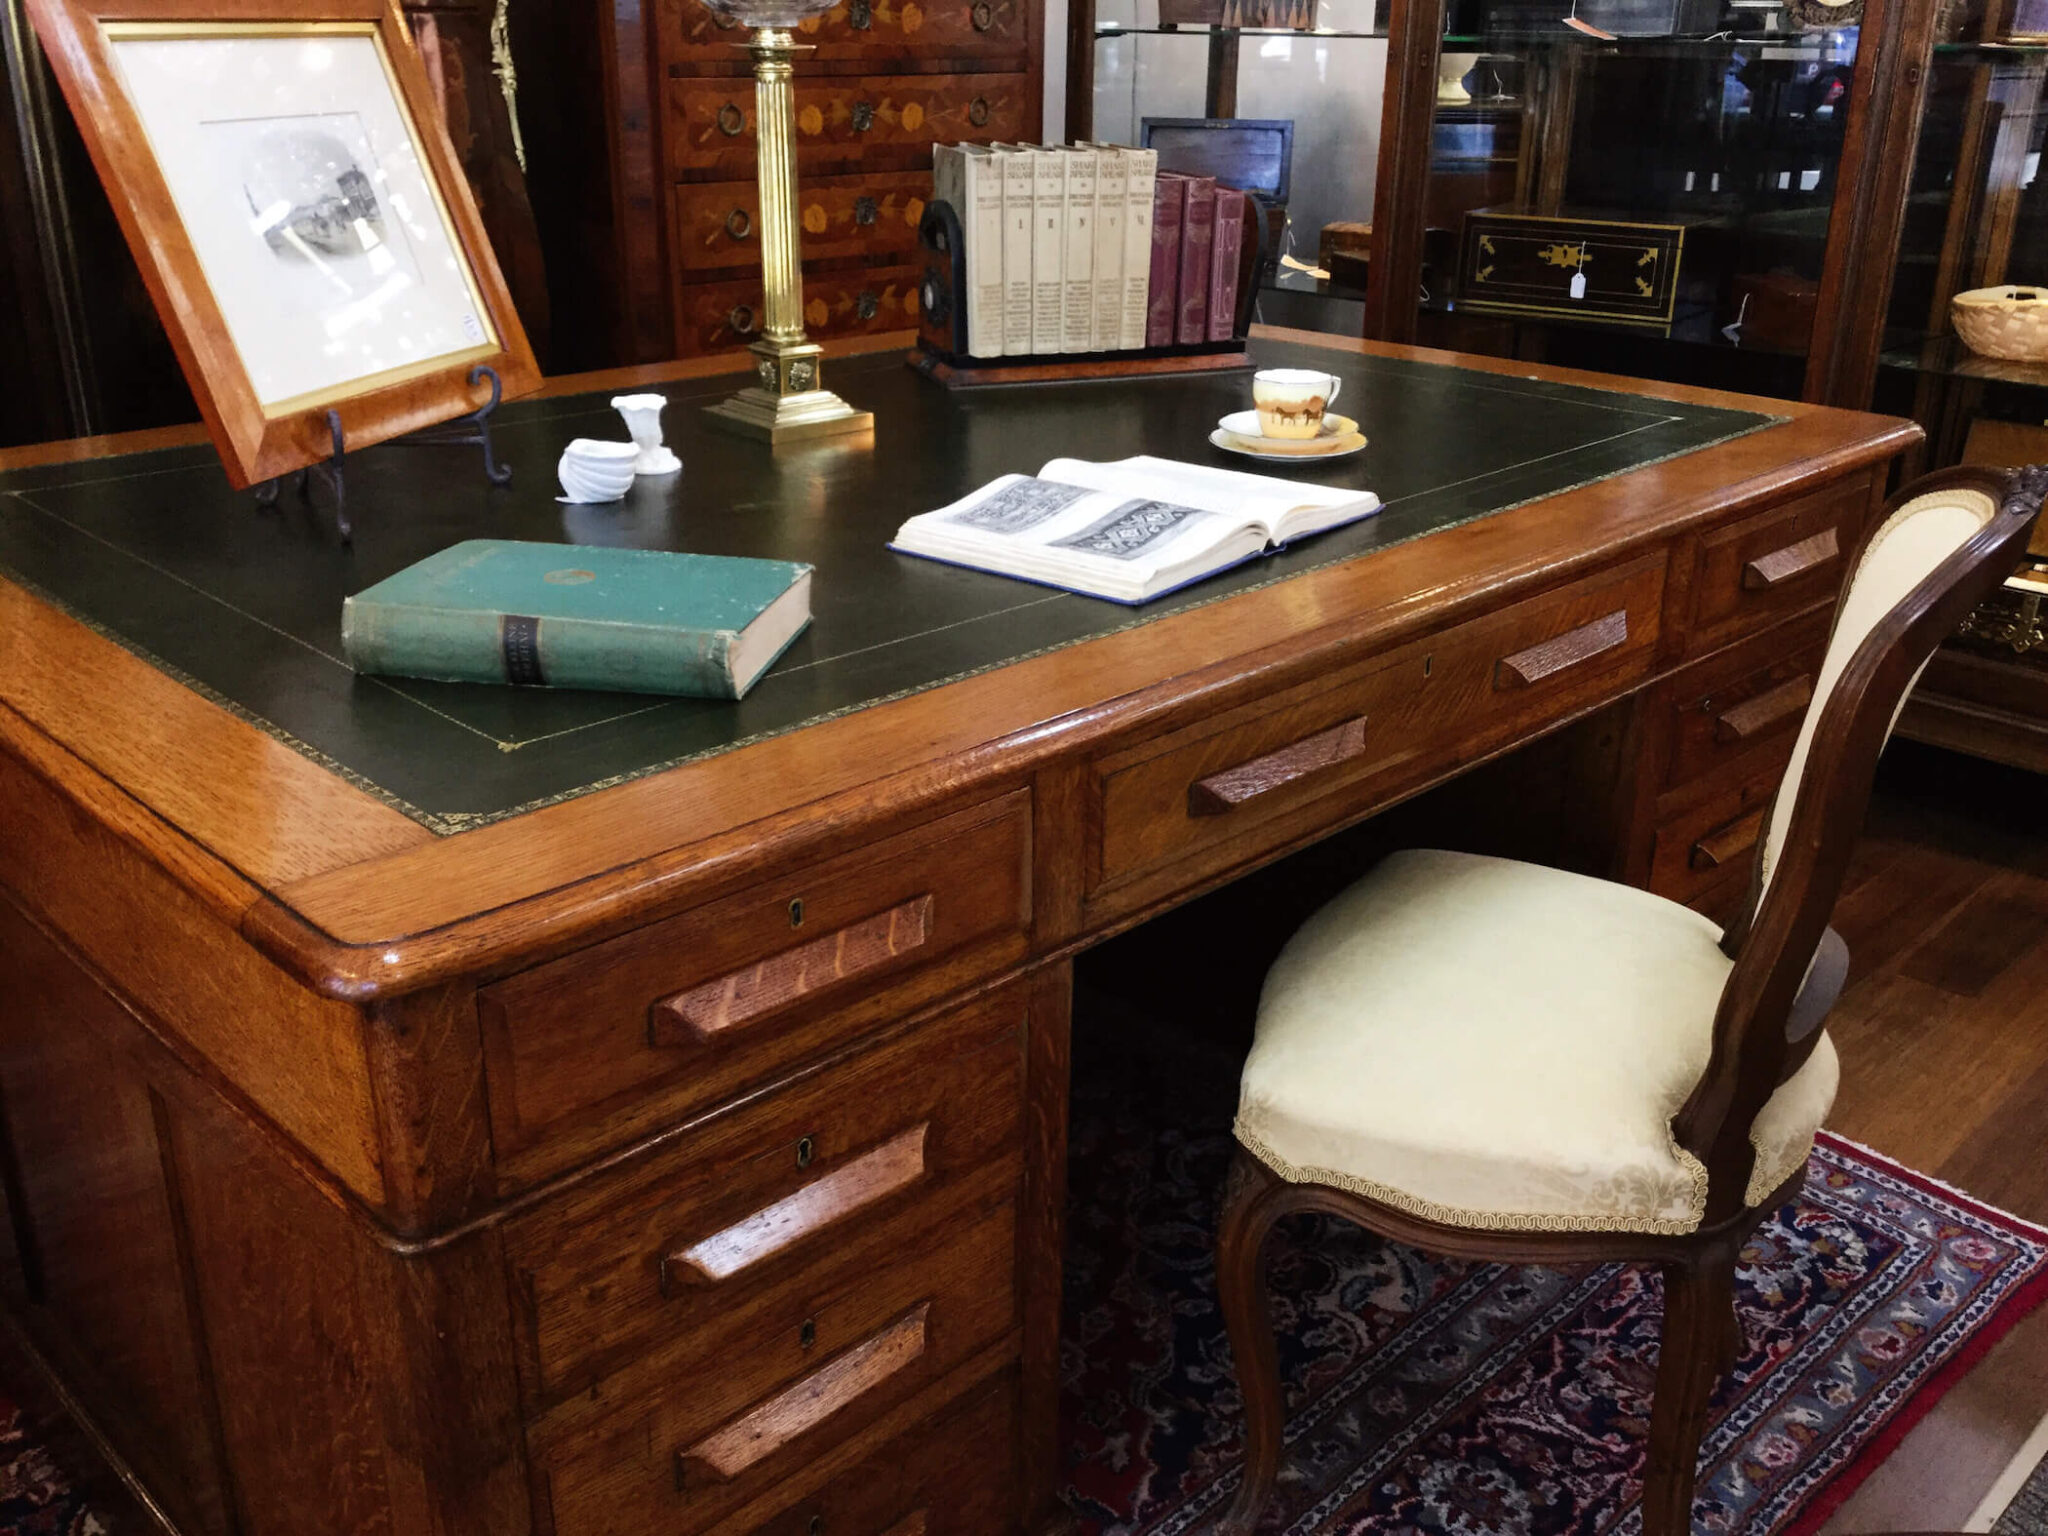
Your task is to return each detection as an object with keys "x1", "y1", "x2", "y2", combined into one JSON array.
[{"x1": 1216, "y1": 462, "x2": 2048, "y2": 1536}]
